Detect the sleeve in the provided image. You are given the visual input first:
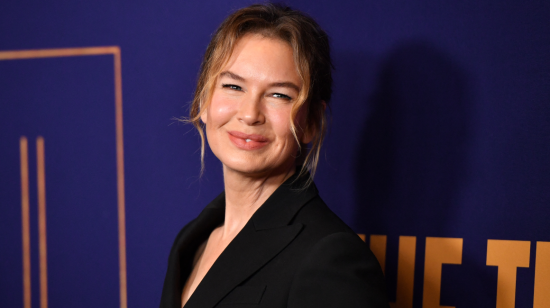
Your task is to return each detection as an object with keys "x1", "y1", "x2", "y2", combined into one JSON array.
[{"x1": 287, "y1": 232, "x2": 389, "y2": 308}]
